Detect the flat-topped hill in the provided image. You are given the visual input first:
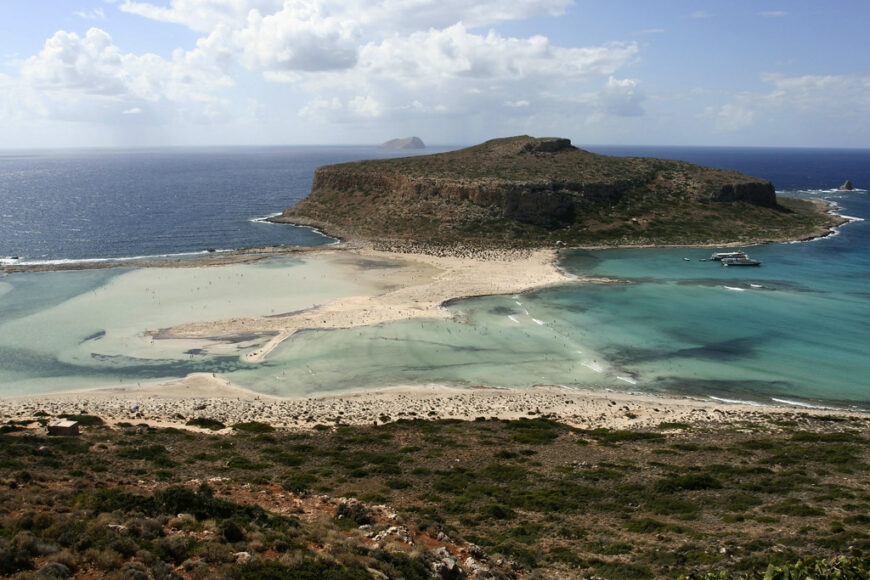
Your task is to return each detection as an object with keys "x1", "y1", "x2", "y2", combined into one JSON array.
[
  {"x1": 277, "y1": 136, "x2": 841, "y2": 247},
  {"x1": 381, "y1": 136, "x2": 425, "y2": 149}
]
